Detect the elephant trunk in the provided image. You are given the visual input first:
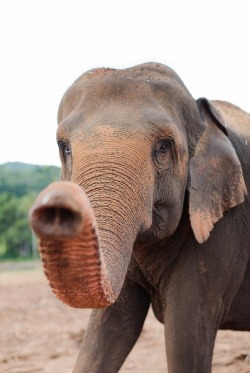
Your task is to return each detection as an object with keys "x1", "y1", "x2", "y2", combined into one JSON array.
[{"x1": 29, "y1": 181, "x2": 135, "y2": 308}]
